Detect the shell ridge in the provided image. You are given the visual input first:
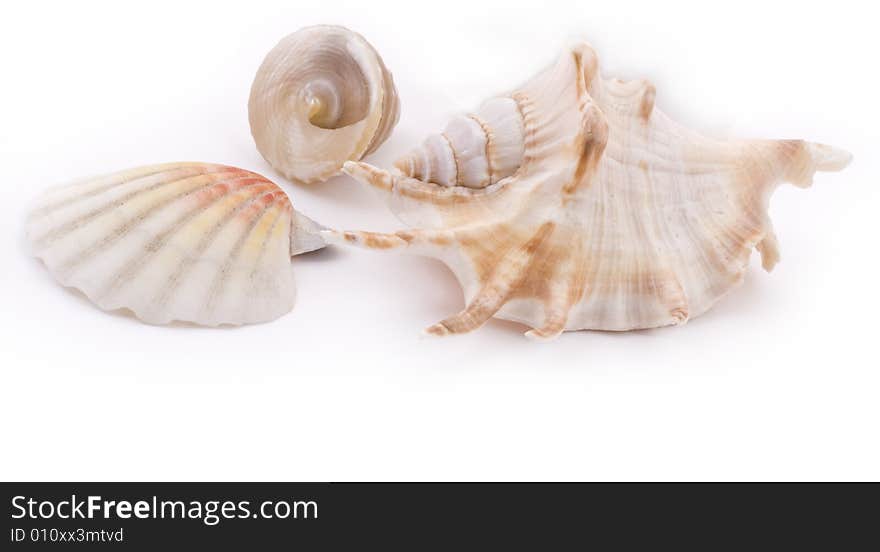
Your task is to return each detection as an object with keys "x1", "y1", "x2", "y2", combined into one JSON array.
[
  {"x1": 440, "y1": 132, "x2": 463, "y2": 187},
  {"x1": 30, "y1": 170, "x2": 248, "y2": 250},
  {"x1": 29, "y1": 164, "x2": 206, "y2": 218},
  {"x1": 150, "y1": 187, "x2": 285, "y2": 313},
  {"x1": 466, "y1": 113, "x2": 495, "y2": 185},
  {"x1": 239, "y1": 200, "x2": 293, "y2": 323},
  {"x1": 636, "y1": 156, "x2": 692, "y2": 325},
  {"x1": 94, "y1": 179, "x2": 271, "y2": 306},
  {"x1": 201, "y1": 198, "x2": 291, "y2": 320},
  {"x1": 42, "y1": 174, "x2": 259, "y2": 276}
]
